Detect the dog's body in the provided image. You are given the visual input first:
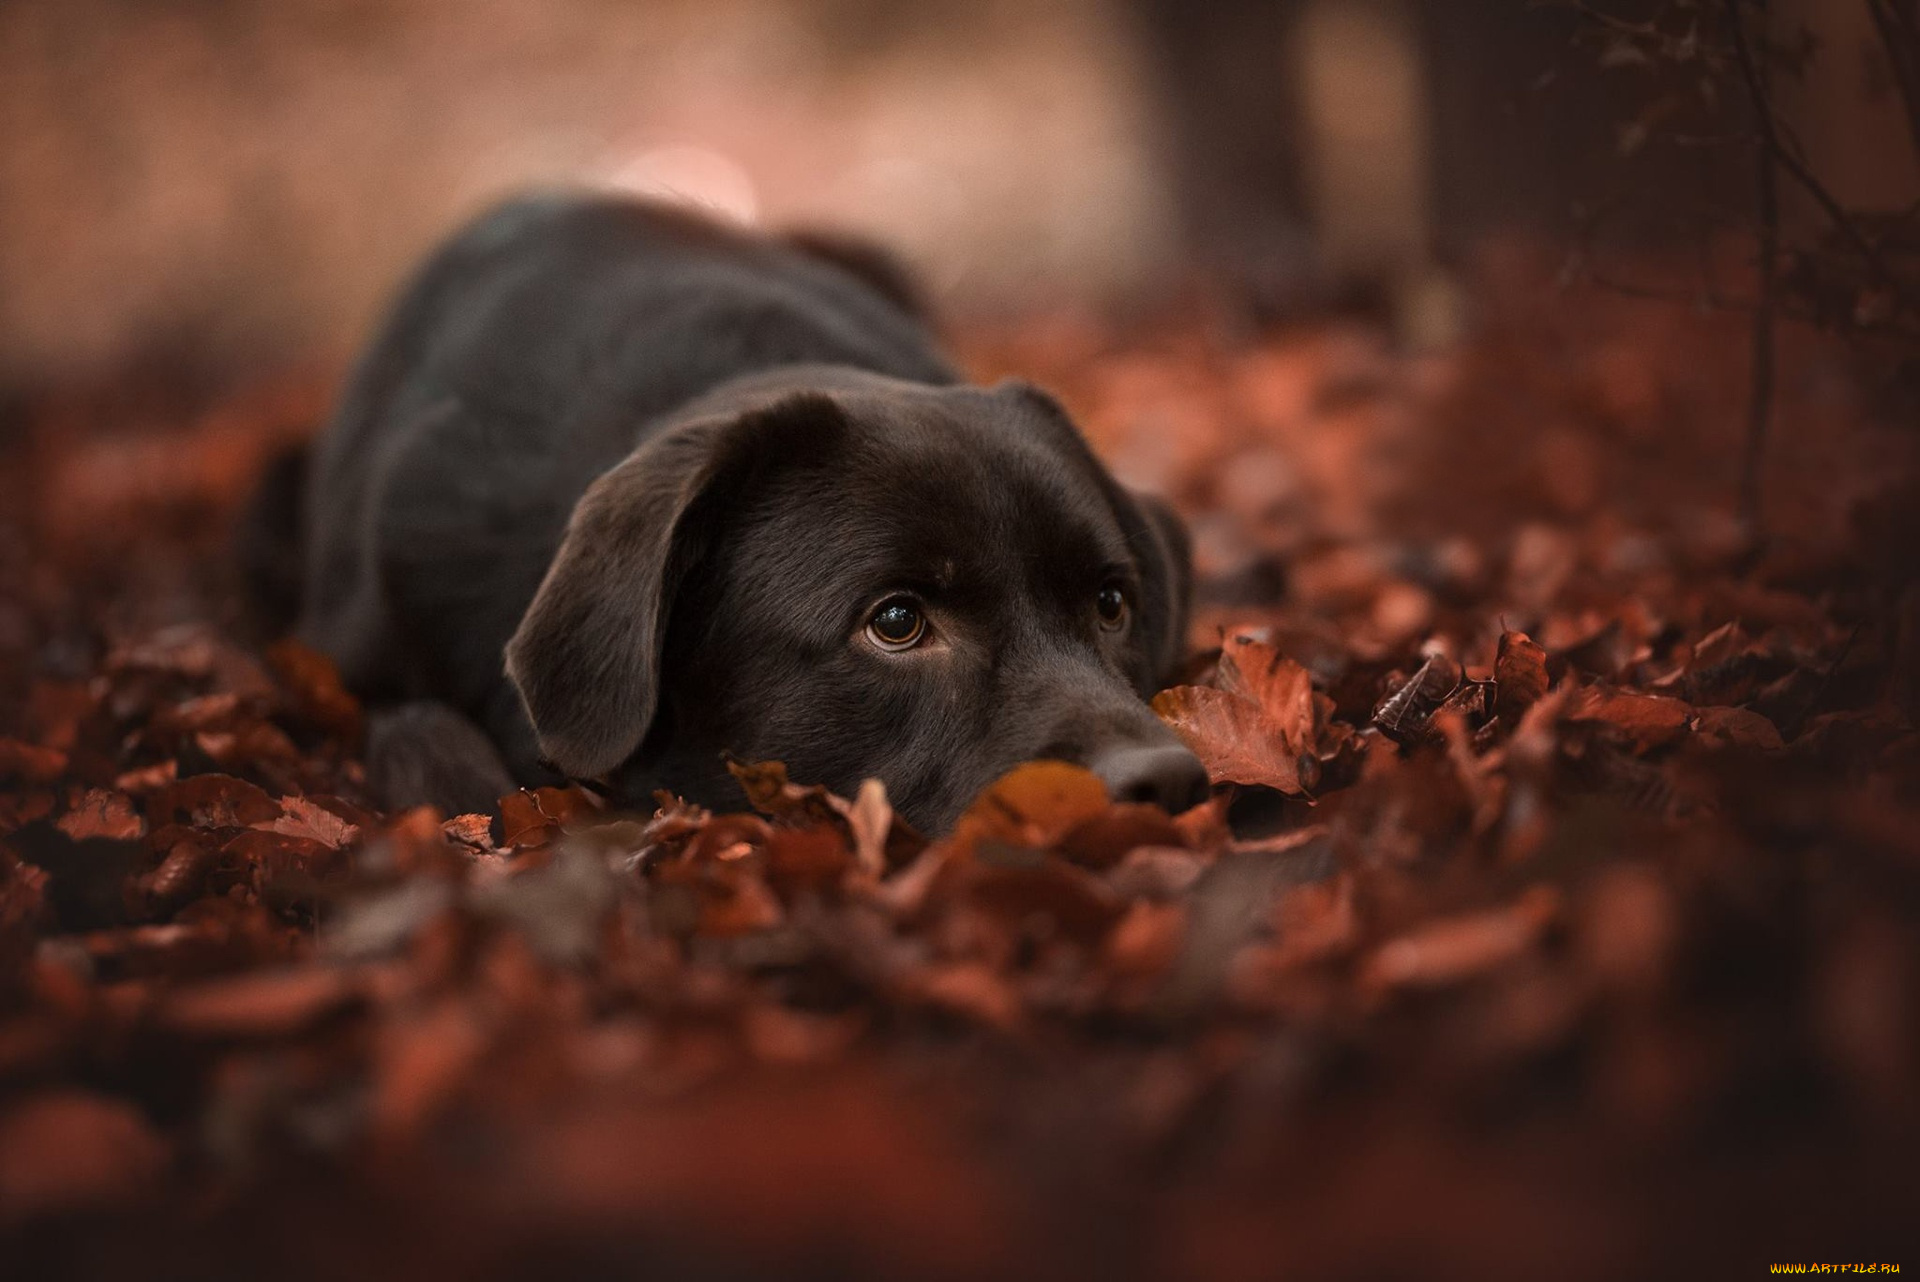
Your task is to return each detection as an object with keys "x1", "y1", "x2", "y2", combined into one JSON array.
[{"x1": 293, "y1": 192, "x2": 1205, "y2": 831}]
